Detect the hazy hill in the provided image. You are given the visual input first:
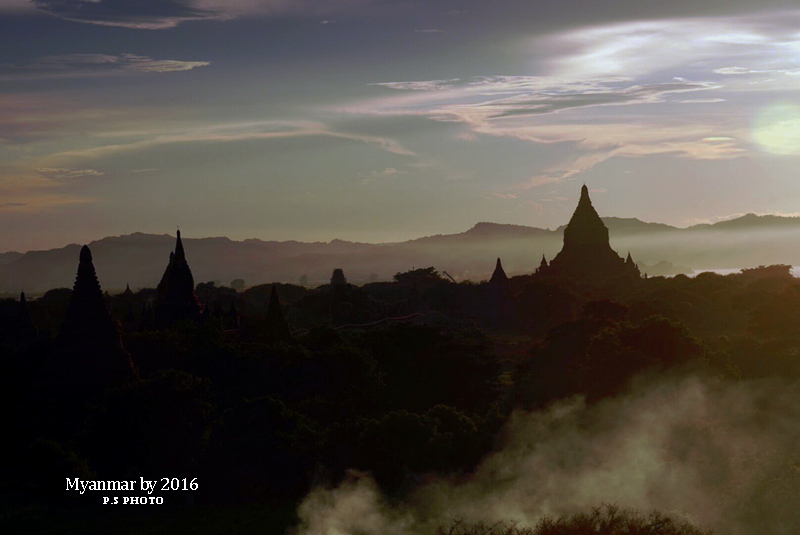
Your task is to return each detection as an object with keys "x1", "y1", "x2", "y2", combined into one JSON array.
[
  {"x1": 0, "y1": 251, "x2": 23, "y2": 265},
  {"x1": 2, "y1": 214, "x2": 800, "y2": 294}
]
